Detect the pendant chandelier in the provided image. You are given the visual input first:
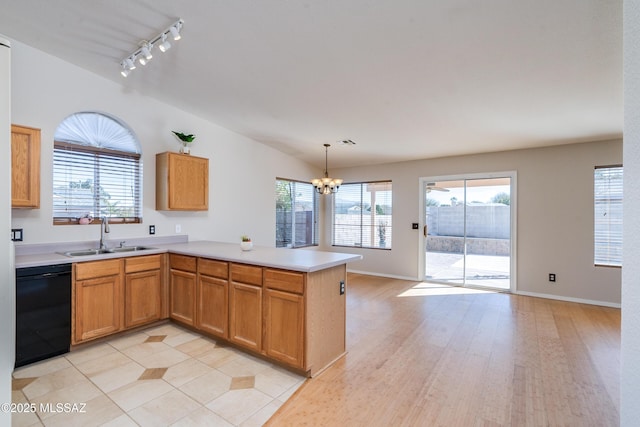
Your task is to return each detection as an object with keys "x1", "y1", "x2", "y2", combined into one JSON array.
[{"x1": 311, "y1": 144, "x2": 343, "y2": 195}]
